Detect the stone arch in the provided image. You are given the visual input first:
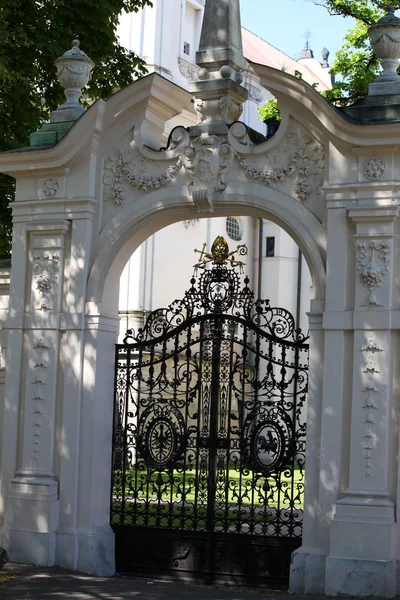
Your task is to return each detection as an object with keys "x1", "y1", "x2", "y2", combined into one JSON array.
[{"x1": 87, "y1": 182, "x2": 326, "y2": 316}]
